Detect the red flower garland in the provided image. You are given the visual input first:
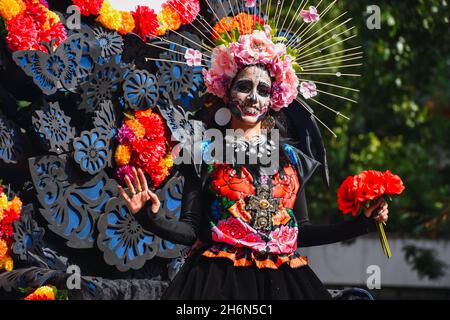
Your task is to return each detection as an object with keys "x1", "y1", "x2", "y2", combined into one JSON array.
[{"x1": 132, "y1": 5, "x2": 160, "y2": 40}]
